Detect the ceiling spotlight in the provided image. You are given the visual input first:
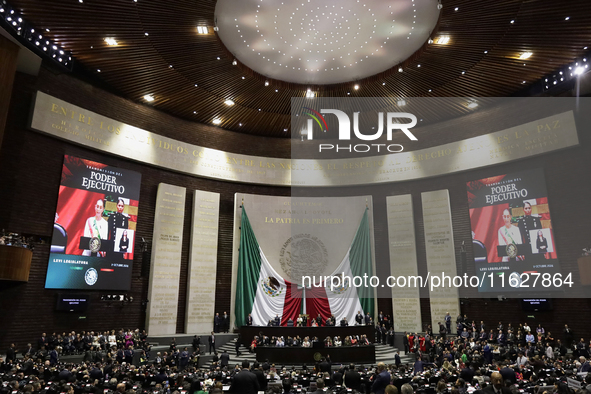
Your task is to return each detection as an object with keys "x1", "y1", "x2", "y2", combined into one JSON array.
[
  {"x1": 436, "y1": 36, "x2": 450, "y2": 44},
  {"x1": 398, "y1": 67, "x2": 403, "y2": 72},
  {"x1": 197, "y1": 26, "x2": 208, "y2": 34},
  {"x1": 354, "y1": 84, "x2": 359, "y2": 90},
  {"x1": 437, "y1": 0, "x2": 442, "y2": 10},
  {"x1": 264, "y1": 80, "x2": 270, "y2": 86},
  {"x1": 427, "y1": 38, "x2": 434, "y2": 44},
  {"x1": 143, "y1": 94, "x2": 154, "y2": 102},
  {"x1": 519, "y1": 51, "x2": 533, "y2": 59},
  {"x1": 213, "y1": 26, "x2": 219, "y2": 32},
  {"x1": 306, "y1": 90, "x2": 316, "y2": 98},
  {"x1": 565, "y1": 16, "x2": 570, "y2": 21},
  {"x1": 397, "y1": 99, "x2": 406, "y2": 107},
  {"x1": 232, "y1": 59, "x2": 237, "y2": 66},
  {"x1": 467, "y1": 102, "x2": 478, "y2": 109},
  {"x1": 104, "y1": 37, "x2": 118, "y2": 46},
  {"x1": 213, "y1": 118, "x2": 222, "y2": 124},
  {"x1": 454, "y1": 7, "x2": 458, "y2": 11},
  {"x1": 224, "y1": 99, "x2": 235, "y2": 106}
]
